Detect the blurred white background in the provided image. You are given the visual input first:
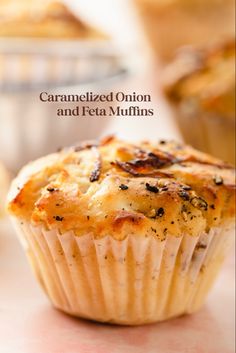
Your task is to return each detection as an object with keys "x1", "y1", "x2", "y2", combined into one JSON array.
[
  {"x1": 64, "y1": 0, "x2": 178, "y2": 142},
  {"x1": 65, "y1": 0, "x2": 142, "y2": 47}
]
